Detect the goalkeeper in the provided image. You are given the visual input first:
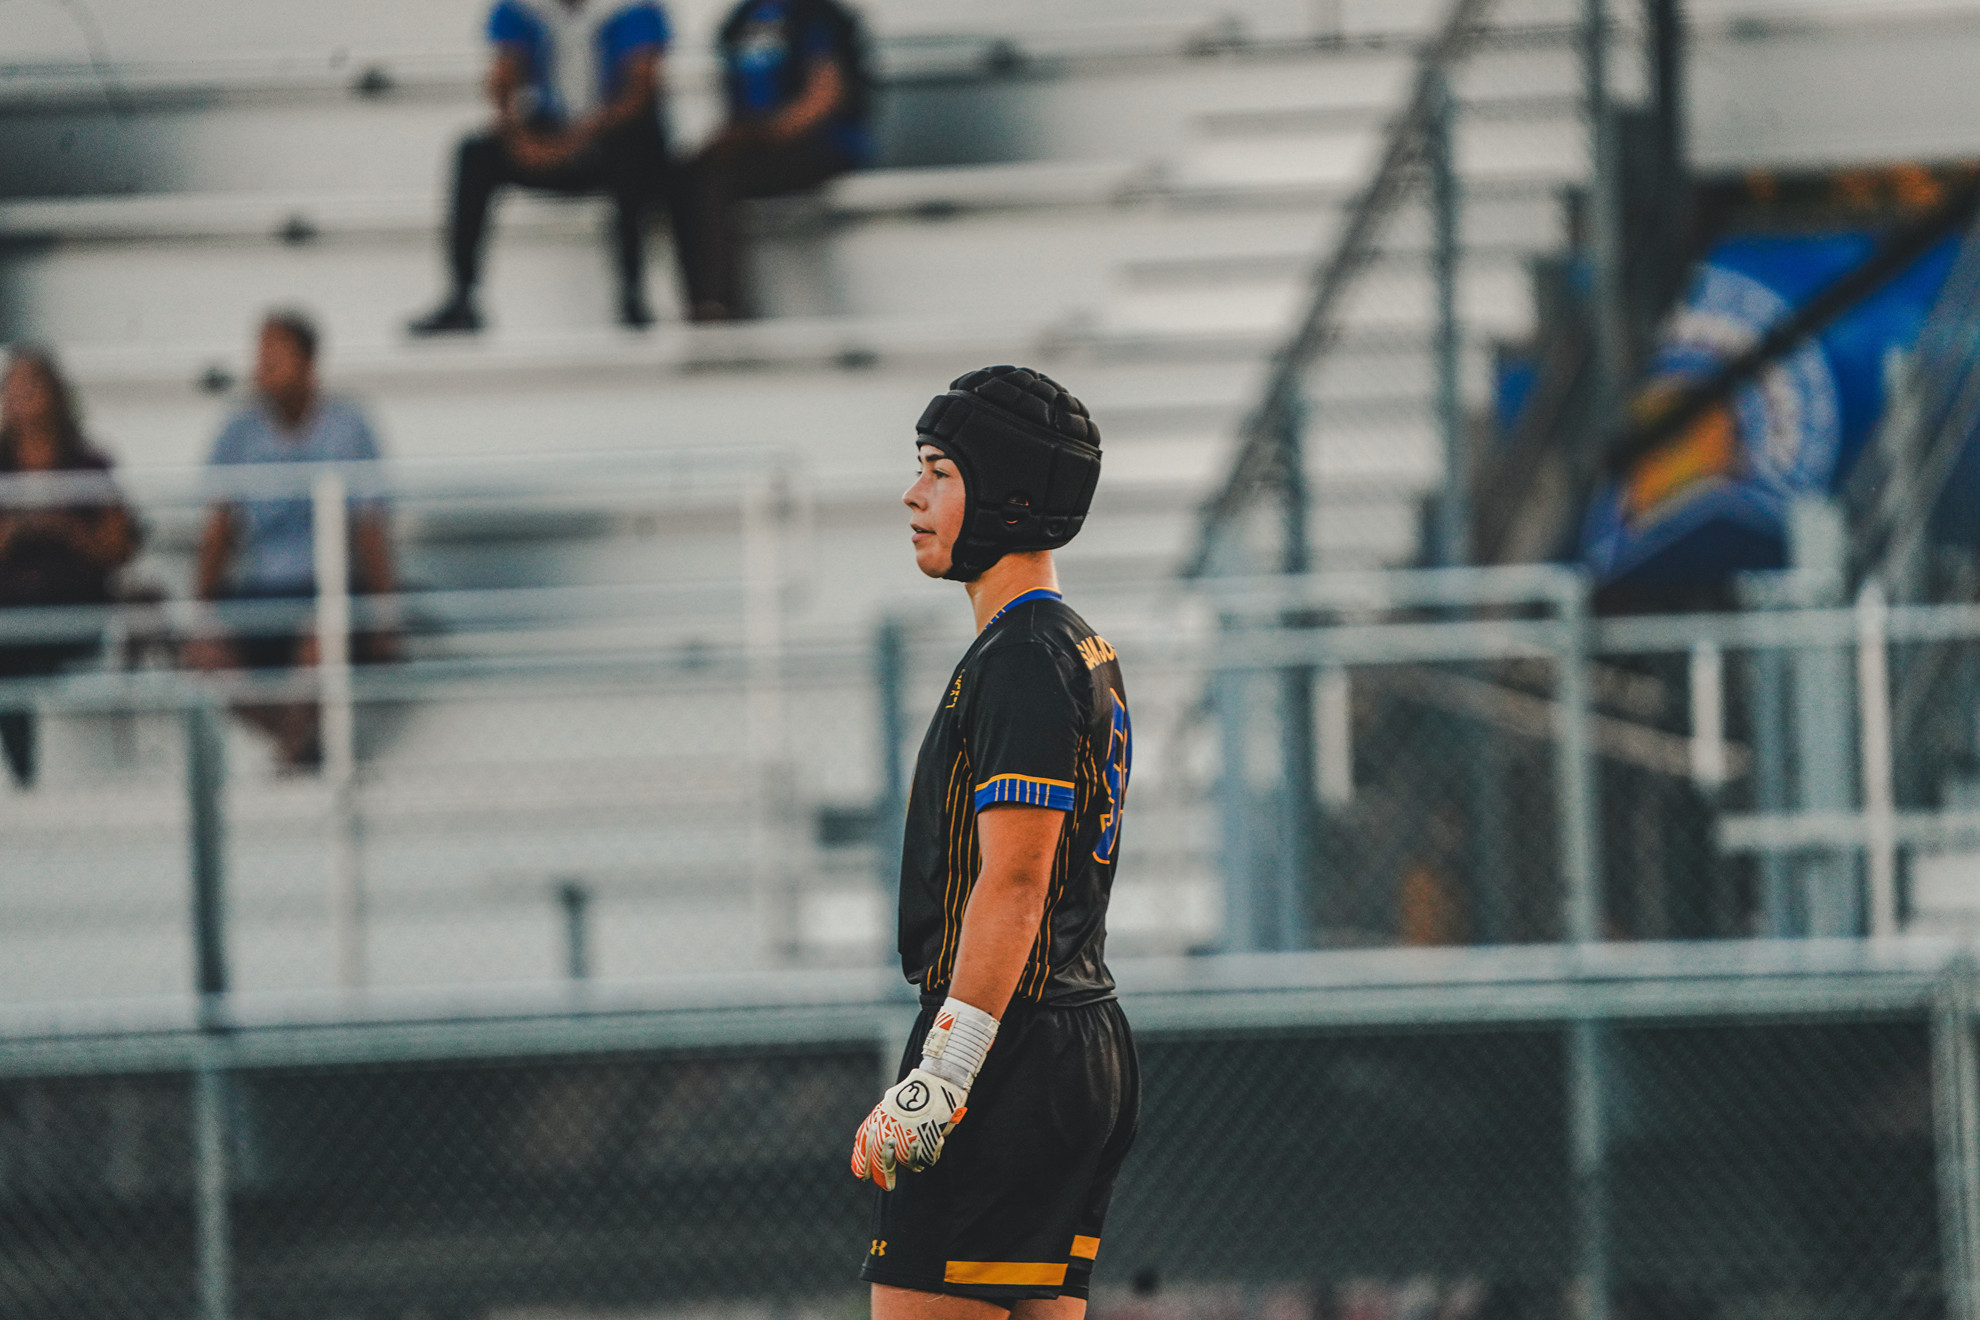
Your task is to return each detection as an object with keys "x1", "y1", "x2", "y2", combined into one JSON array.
[{"x1": 853, "y1": 367, "x2": 1140, "y2": 1318}]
